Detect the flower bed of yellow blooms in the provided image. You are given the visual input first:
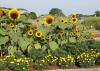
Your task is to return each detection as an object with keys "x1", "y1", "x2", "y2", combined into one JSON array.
[{"x1": 0, "y1": 8, "x2": 100, "y2": 71}]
